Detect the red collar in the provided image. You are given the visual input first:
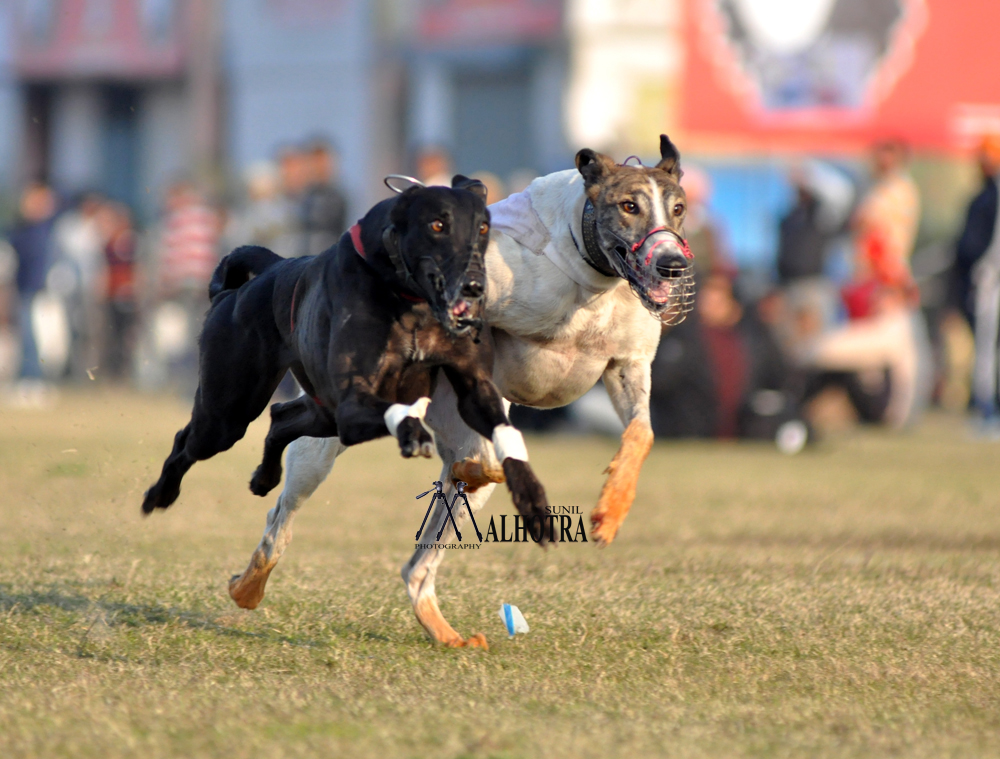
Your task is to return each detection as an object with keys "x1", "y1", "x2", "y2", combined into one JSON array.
[{"x1": 349, "y1": 222, "x2": 426, "y2": 303}]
